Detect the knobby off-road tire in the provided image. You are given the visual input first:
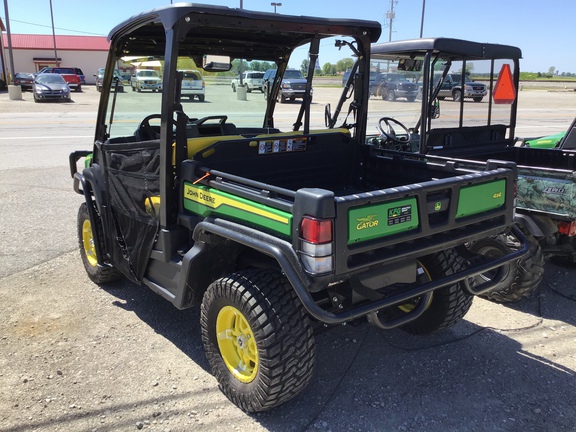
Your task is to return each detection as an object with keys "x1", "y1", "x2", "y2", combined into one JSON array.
[
  {"x1": 400, "y1": 249, "x2": 473, "y2": 335},
  {"x1": 470, "y1": 230, "x2": 545, "y2": 303},
  {"x1": 77, "y1": 203, "x2": 122, "y2": 284},
  {"x1": 200, "y1": 269, "x2": 315, "y2": 412}
]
